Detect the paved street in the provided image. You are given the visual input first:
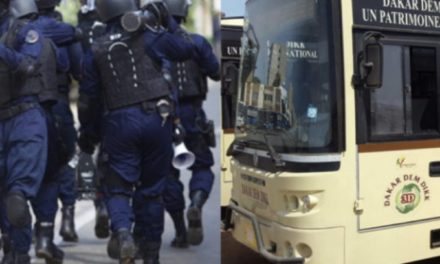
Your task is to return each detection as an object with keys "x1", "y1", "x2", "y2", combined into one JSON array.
[{"x1": 1, "y1": 80, "x2": 221, "y2": 264}]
